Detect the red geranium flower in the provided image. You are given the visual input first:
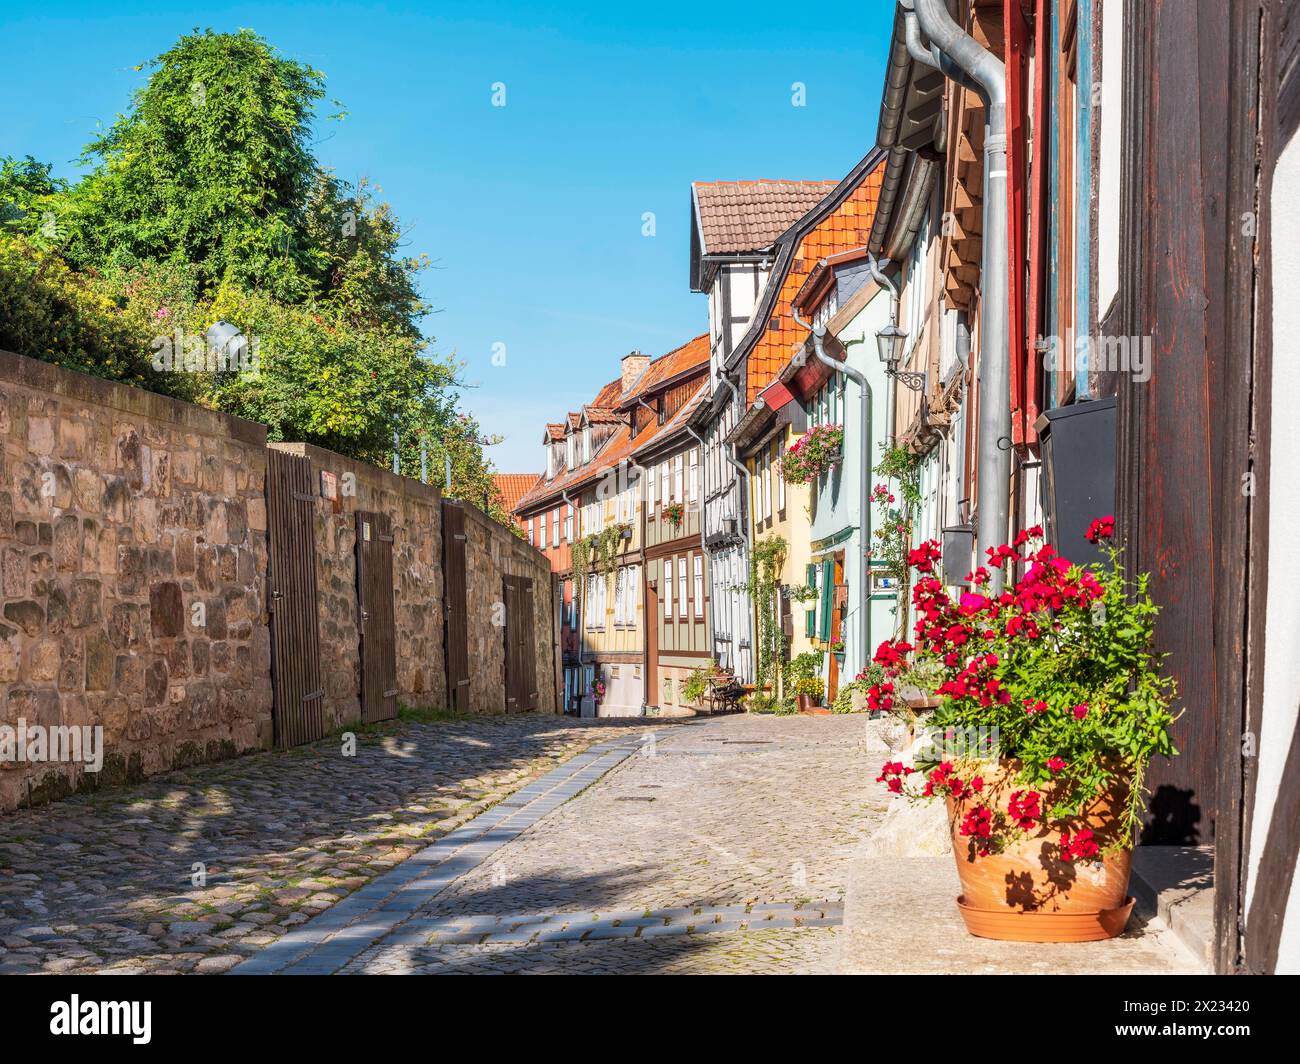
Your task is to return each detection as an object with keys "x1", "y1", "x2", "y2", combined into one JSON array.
[{"x1": 1085, "y1": 516, "x2": 1116, "y2": 543}]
